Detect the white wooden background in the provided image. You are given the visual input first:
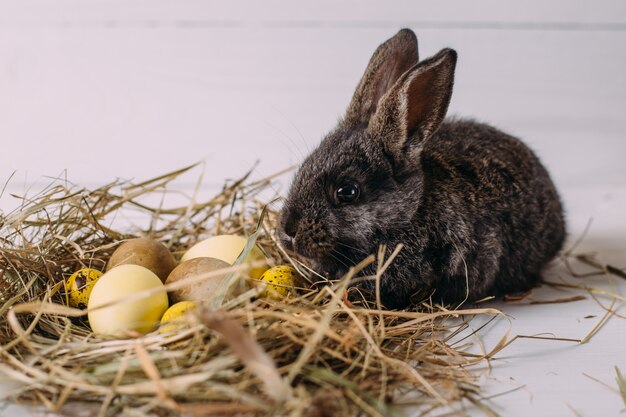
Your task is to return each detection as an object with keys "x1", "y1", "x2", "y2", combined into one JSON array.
[{"x1": 1, "y1": 1, "x2": 625, "y2": 416}]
